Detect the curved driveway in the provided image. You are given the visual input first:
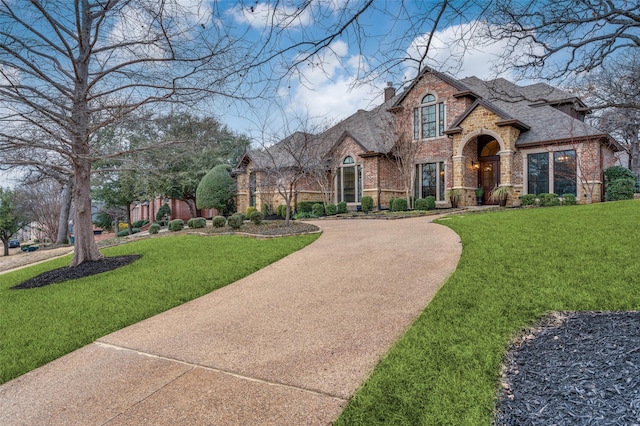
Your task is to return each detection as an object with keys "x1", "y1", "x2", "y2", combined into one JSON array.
[{"x1": 0, "y1": 216, "x2": 461, "y2": 425}]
